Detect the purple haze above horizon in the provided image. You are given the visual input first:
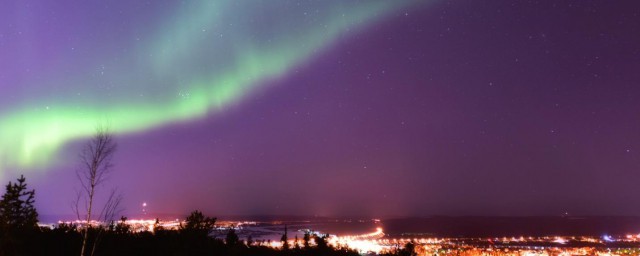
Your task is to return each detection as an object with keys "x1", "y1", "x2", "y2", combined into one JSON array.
[{"x1": 2, "y1": 1, "x2": 640, "y2": 218}]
